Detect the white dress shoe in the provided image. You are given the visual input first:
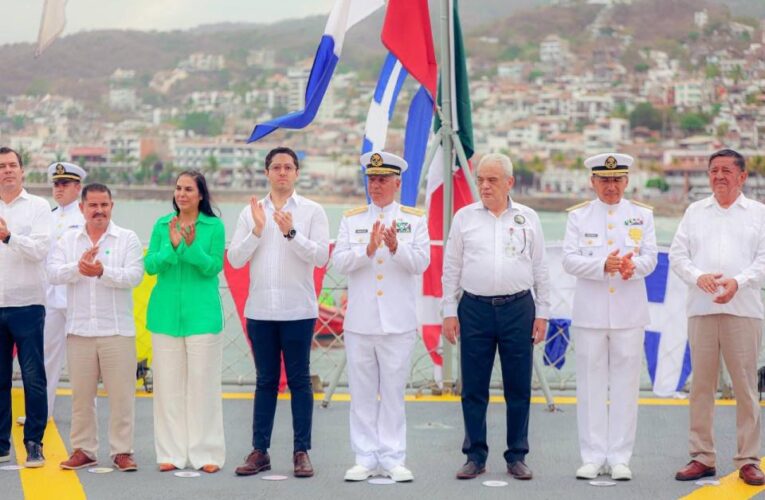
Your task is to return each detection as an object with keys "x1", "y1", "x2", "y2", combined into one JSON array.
[
  {"x1": 610, "y1": 463, "x2": 632, "y2": 481},
  {"x1": 344, "y1": 464, "x2": 375, "y2": 481},
  {"x1": 386, "y1": 464, "x2": 414, "y2": 482},
  {"x1": 576, "y1": 463, "x2": 604, "y2": 479}
]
